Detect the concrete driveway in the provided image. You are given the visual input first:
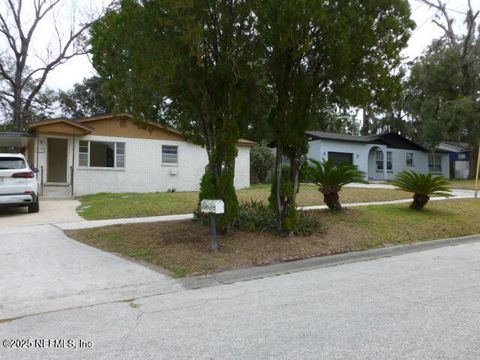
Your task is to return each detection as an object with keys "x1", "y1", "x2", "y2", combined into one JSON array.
[
  {"x1": 0, "y1": 224, "x2": 181, "y2": 320},
  {"x1": 0, "y1": 200, "x2": 83, "y2": 227}
]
